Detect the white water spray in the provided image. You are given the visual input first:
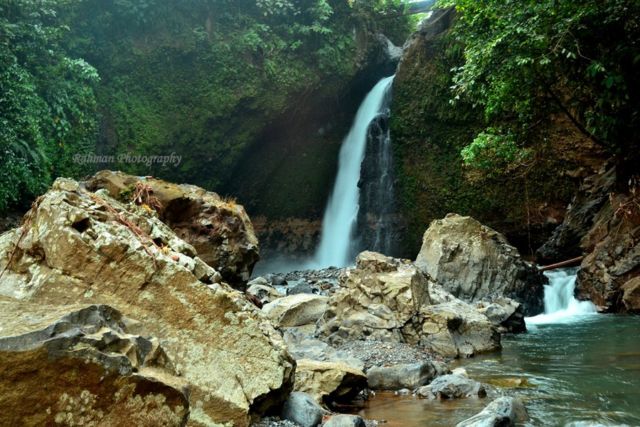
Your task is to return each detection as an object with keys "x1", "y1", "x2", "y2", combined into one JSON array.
[
  {"x1": 527, "y1": 268, "x2": 597, "y2": 325},
  {"x1": 312, "y1": 75, "x2": 395, "y2": 268}
]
